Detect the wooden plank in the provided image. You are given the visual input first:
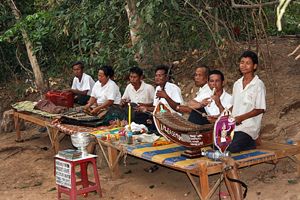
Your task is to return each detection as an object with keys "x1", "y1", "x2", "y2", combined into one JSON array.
[
  {"x1": 16, "y1": 112, "x2": 49, "y2": 126},
  {"x1": 47, "y1": 126, "x2": 60, "y2": 153},
  {"x1": 107, "y1": 146, "x2": 120, "y2": 179},
  {"x1": 198, "y1": 161, "x2": 209, "y2": 199},
  {"x1": 13, "y1": 112, "x2": 21, "y2": 141}
]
